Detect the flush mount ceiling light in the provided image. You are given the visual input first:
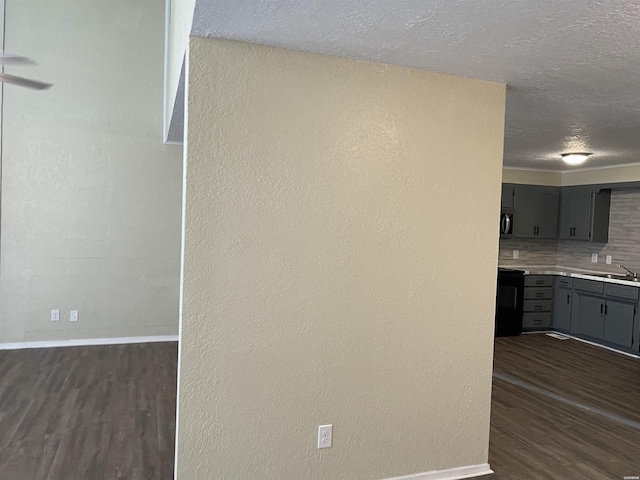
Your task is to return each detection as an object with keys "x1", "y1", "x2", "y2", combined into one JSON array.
[{"x1": 561, "y1": 152, "x2": 592, "y2": 166}]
